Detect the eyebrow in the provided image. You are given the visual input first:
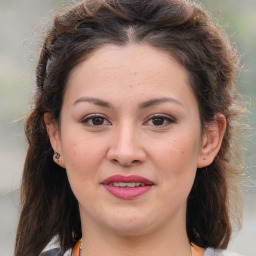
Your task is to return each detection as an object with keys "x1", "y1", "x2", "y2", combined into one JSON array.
[
  {"x1": 73, "y1": 96, "x2": 183, "y2": 109},
  {"x1": 138, "y1": 97, "x2": 184, "y2": 109},
  {"x1": 73, "y1": 97, "x2": 113, "y2": 108}
]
